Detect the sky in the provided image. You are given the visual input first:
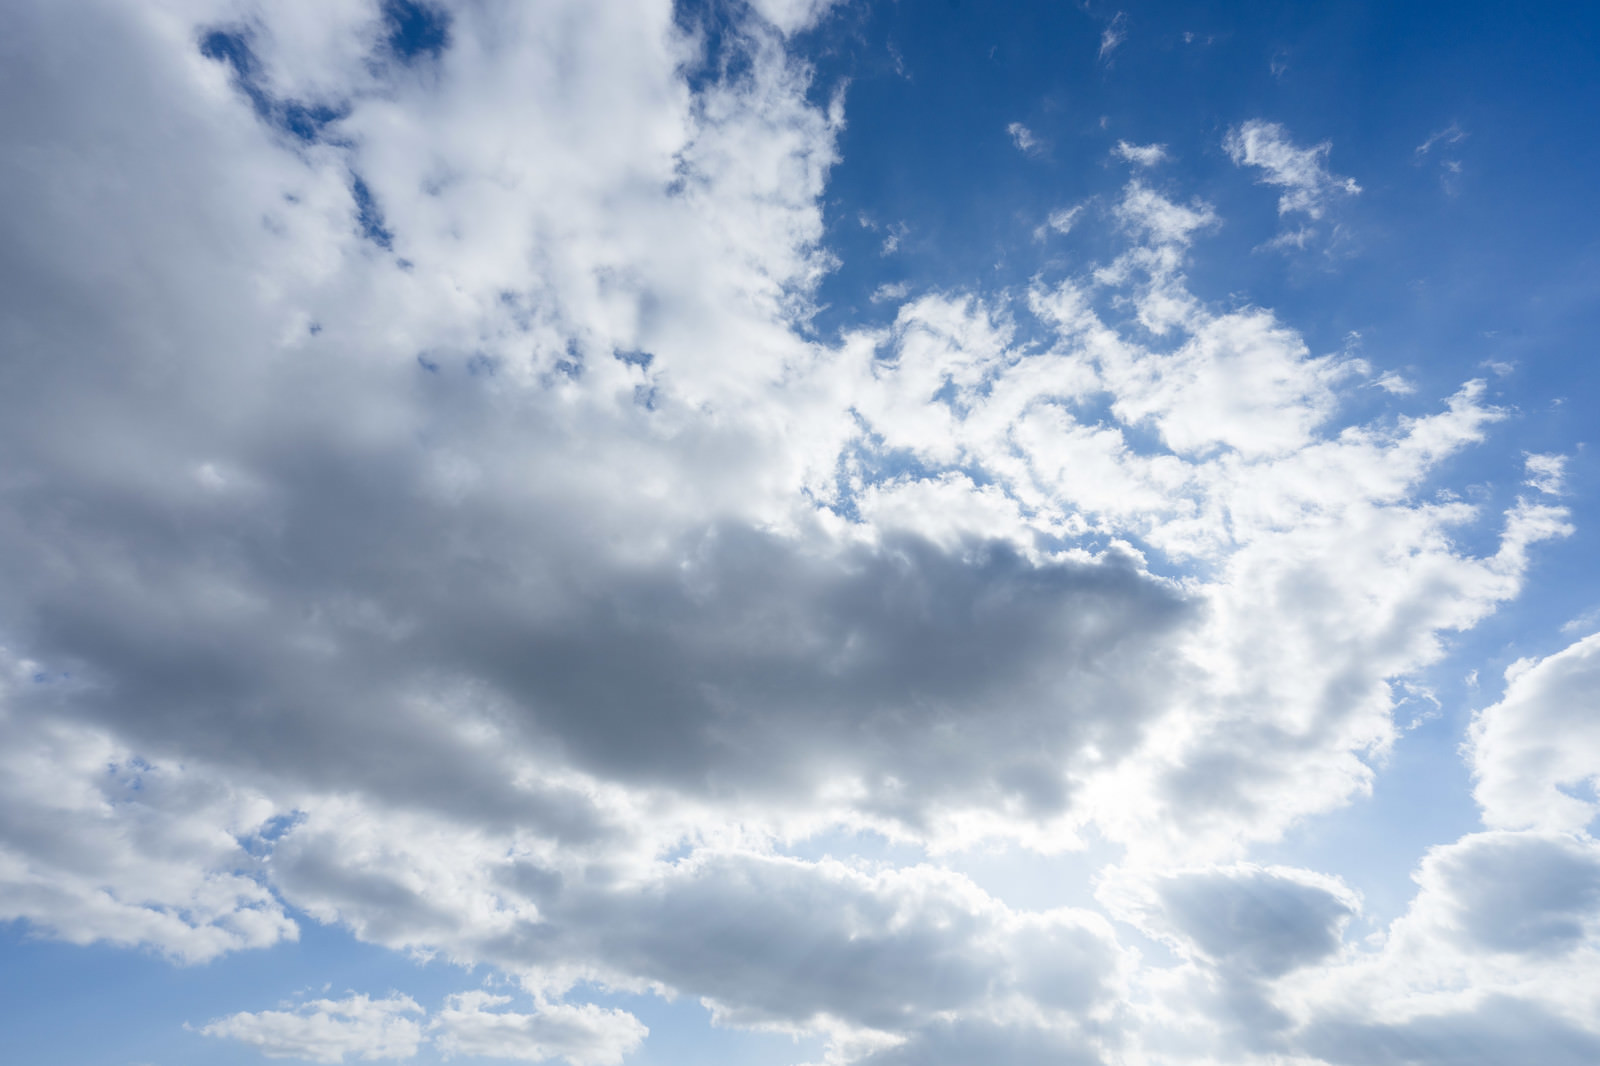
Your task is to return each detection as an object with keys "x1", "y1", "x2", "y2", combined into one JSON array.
[{"x1": 1, "y1": 1, "x2": 1599, "y2": 1064}]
